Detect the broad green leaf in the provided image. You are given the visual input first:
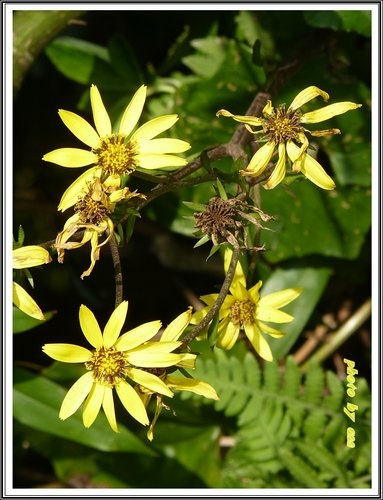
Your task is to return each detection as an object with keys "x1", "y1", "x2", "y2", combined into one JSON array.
[
  {"x1": 336, "y1": 11, "x2": 371, "y2": 37},
  {"x1": 261, "y1": 181, "x2": 371, "y2": 262},
  {"x1": 45, "y1": 36, "x2": 109, "y2": 84},
  {"x1": 13, "y1": 367, "x2": 155, "y2": 455},
  {"x1": 151, "y1": 421, "x2": 221, "y2": 487},
  {"x1": 260, "y1": 267, "x2": 332, "y2": 359}
]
